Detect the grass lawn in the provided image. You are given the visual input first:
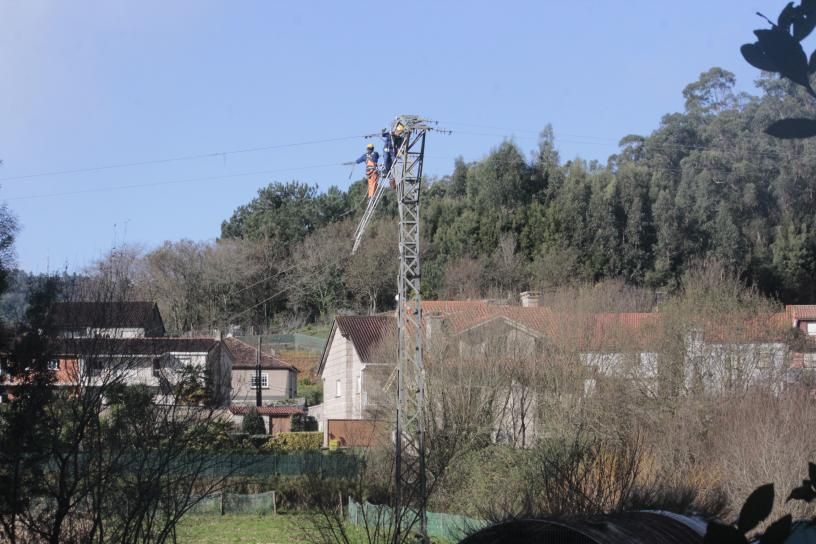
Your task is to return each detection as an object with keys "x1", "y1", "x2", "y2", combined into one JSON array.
[
  {"x1": 176, "y1": 513, "x2": 457, "y2": 544},
  {"x1": 293, "y1": 323, "x2": 332, "y2": 340},
  {"x1": 176, "y1": 514, "x2": 313, "y2": 544}
]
